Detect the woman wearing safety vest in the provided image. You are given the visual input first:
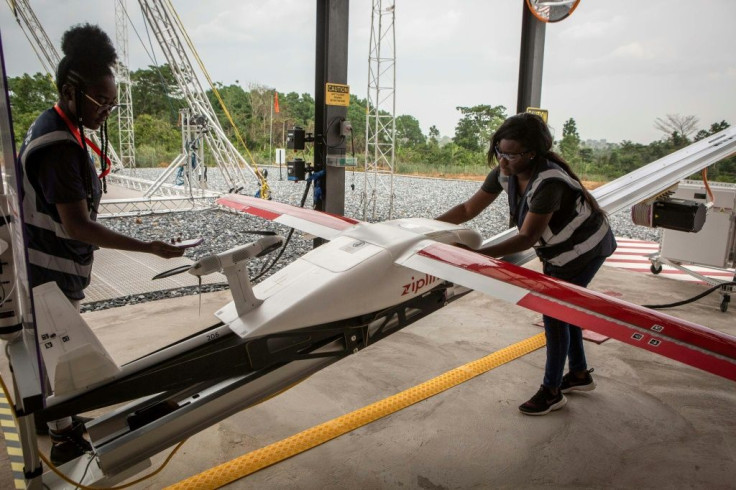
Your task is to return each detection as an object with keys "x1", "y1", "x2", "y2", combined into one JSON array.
[
  {"x1": 17, "y1": 24, "x2": 184, "y2": 465},
  {"x1": 437, "y1": 112, "x2": 616, "y2": 416}
]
